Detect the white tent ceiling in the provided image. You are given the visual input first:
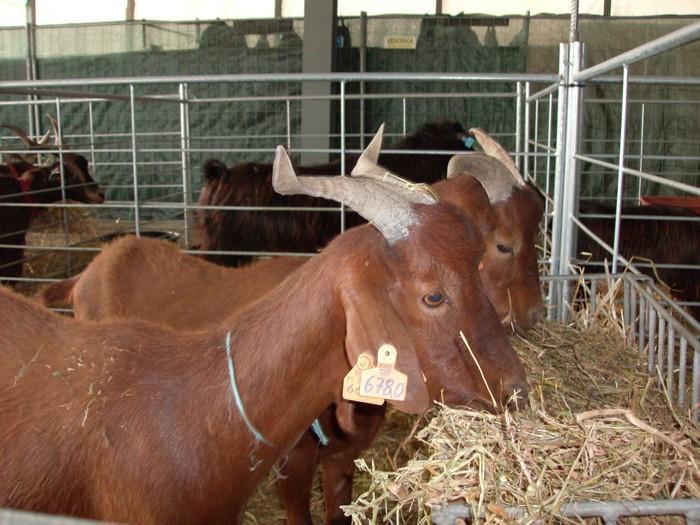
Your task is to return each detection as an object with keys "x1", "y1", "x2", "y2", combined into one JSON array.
[{"x1": 0, "y1": 0, "x2": 698, "y2": 26}]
